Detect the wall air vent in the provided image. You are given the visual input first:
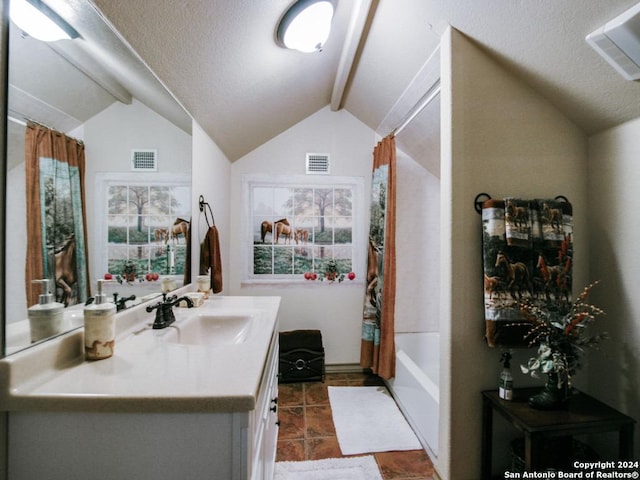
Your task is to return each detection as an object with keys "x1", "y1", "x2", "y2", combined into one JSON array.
[
  {"x1": 306, "y1": 153, "x2": 330, "y2": 175},
  {"x1": 586, "y1": 2, "x2": 640, "y2": 81},
  {"x1": 131, "y1": 149, "x2": 157, "y2": 171}
]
